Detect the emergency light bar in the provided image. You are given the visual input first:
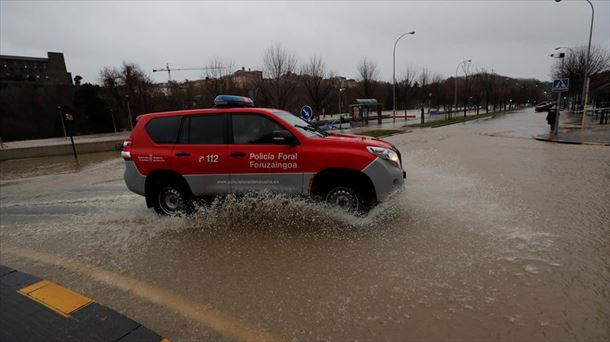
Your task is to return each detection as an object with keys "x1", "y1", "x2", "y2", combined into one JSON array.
[{"x1": 214, "y1": 95, "x2": 255, "y2": 108}]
